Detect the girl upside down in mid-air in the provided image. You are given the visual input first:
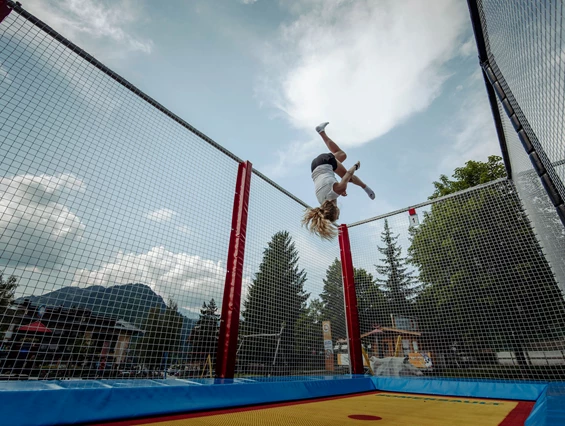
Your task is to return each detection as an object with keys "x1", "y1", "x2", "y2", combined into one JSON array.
[{"x1": 303, "y1": 122, "x2": 375, "y2": 240}]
